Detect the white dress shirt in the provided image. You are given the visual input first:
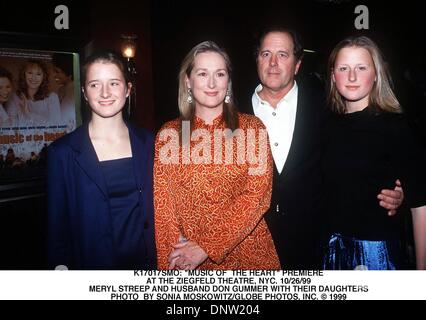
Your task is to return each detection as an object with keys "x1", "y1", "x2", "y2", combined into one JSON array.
[{"x1": 252, "y1": 81, "x2": 298, "y2": 174}]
